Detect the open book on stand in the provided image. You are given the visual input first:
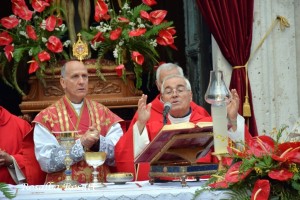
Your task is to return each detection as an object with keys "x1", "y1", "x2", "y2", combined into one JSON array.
[{"x1": 134, "y1": 121, "x2": 214, "y2": 165}]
